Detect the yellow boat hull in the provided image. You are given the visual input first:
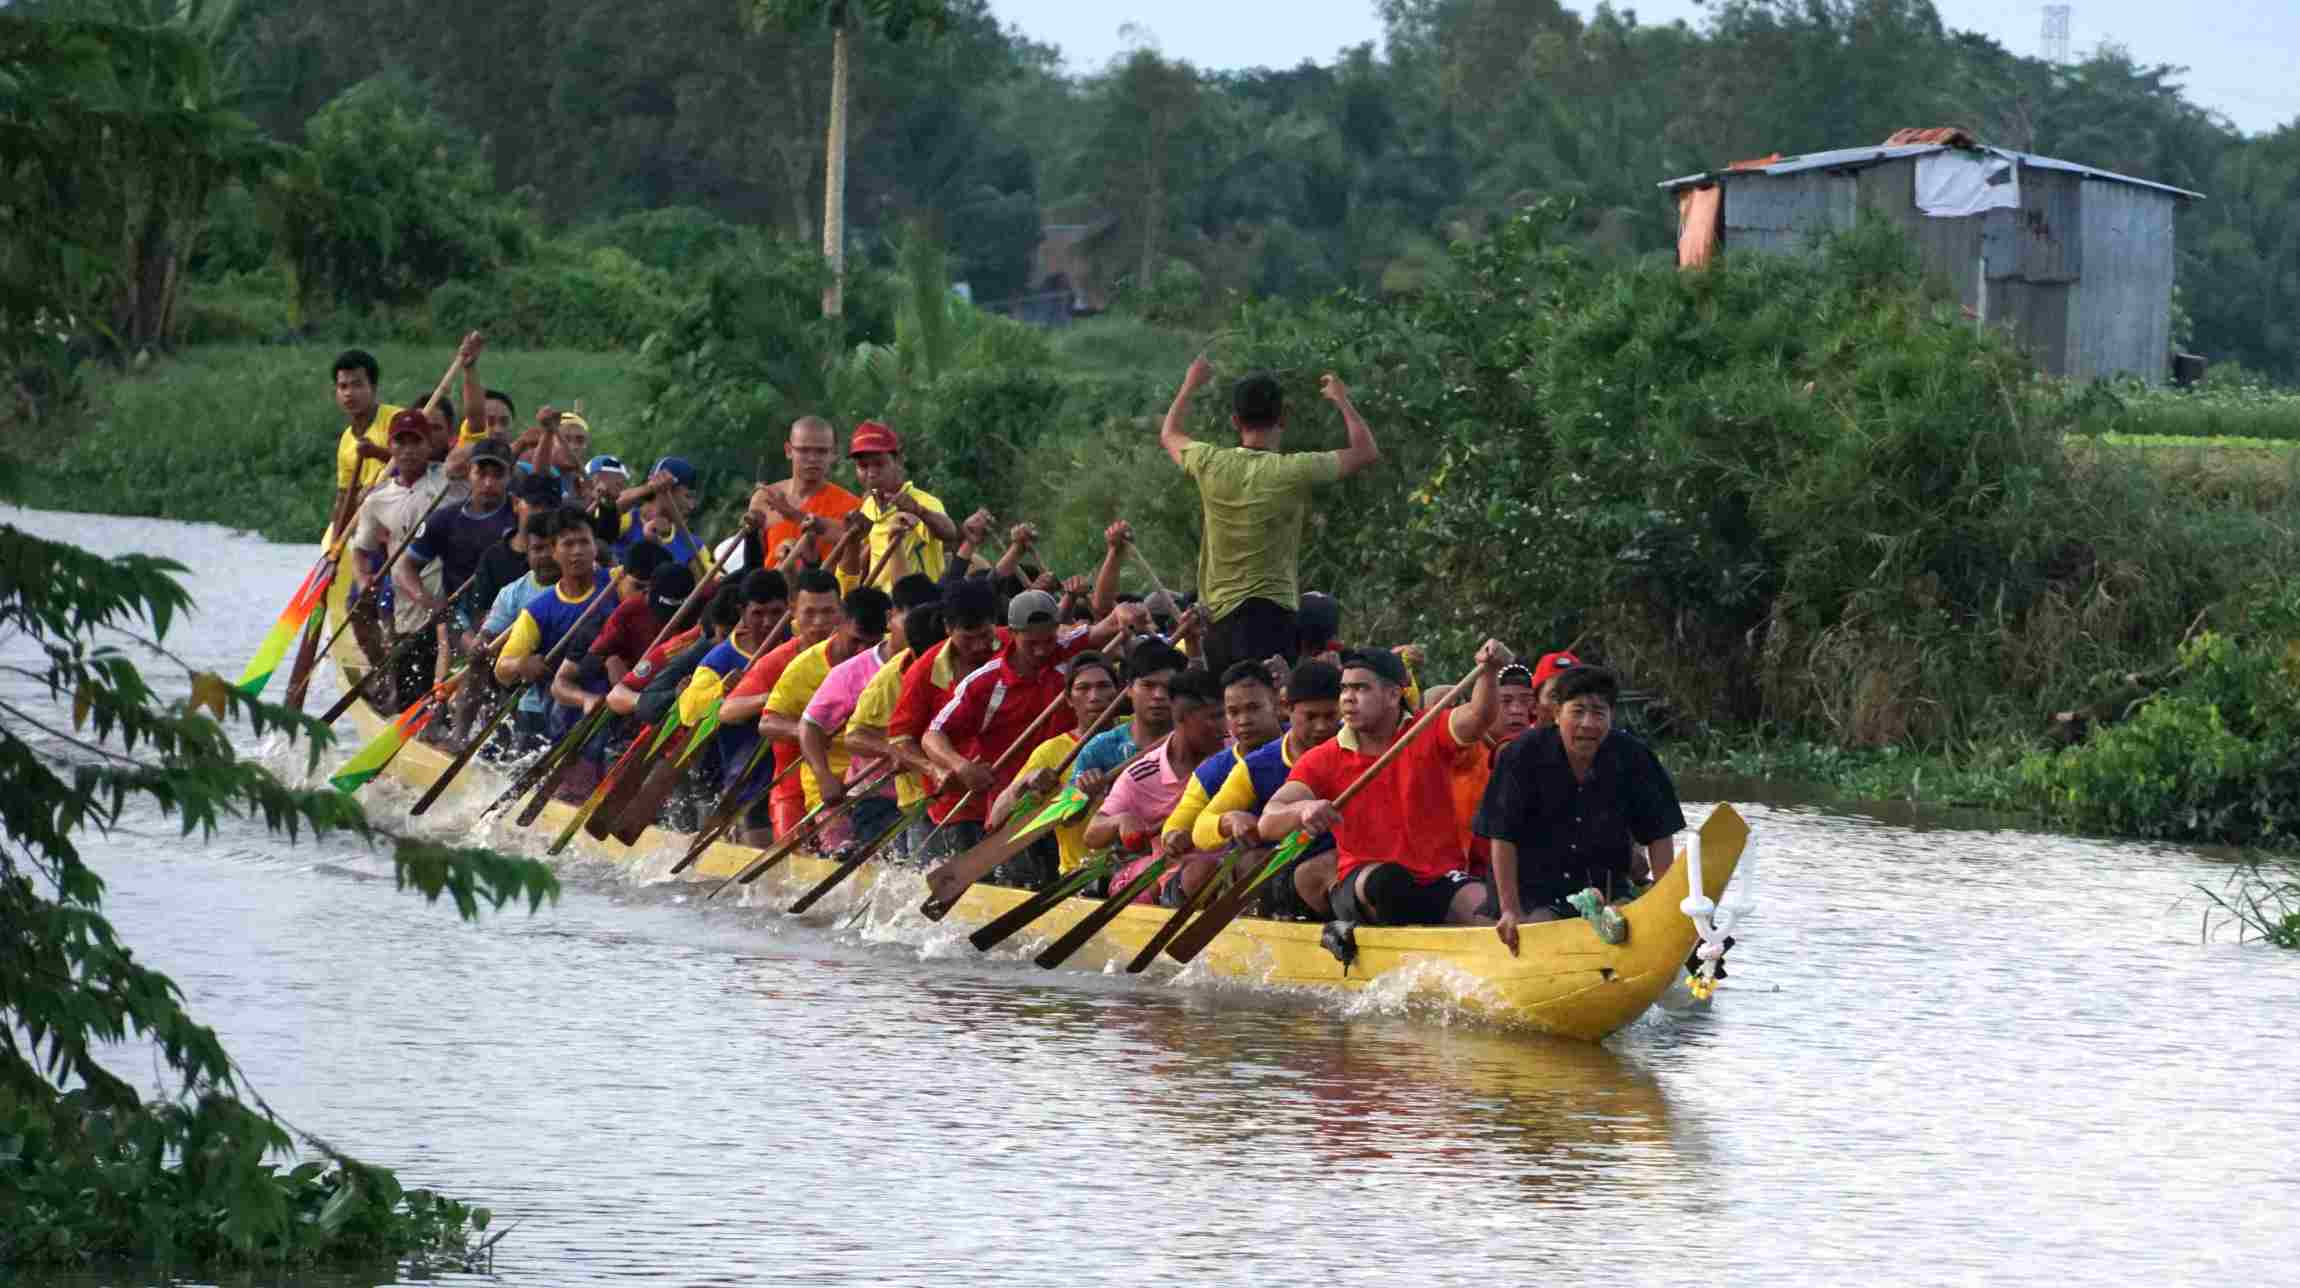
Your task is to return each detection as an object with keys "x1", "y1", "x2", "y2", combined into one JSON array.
[{"x1": 329, "y1": 637, "x2": 1744, "y2": 1041}]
